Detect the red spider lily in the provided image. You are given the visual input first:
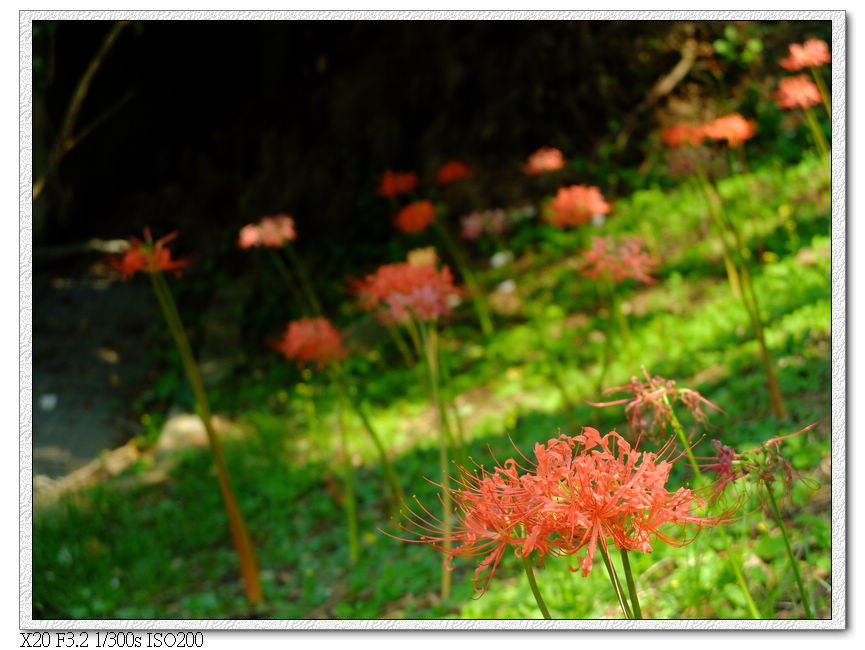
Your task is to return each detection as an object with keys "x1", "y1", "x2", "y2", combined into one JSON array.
[
  {"x1": 774, "y1": 75, "x2": 822, "y2": 110},
  {"x1": 110, "y1": 229, "x2": 191, "y2": 280},
  {"x1": 273, "y1": 317, "x2": 347, "y2": 370},
  {"x1": 703, "y1": 114, "x2": 758, "y2": 148},
  {"x1": 661, "y1": 123, "x2": 707, "y2": 148},
  {"x1": 546, "y1": 185, "x2": 611, "y2": 229},
  {"x1": 435, "y1": 161, "x2": 473, "y2": 185},
  {"x1": 780, "y1": 39, "x2": 831, "y2": 72},
  {"x1": 460, "y1": 209, "x2": 507, "y2": 240},
  {"x1": 588, "y1": 367, "x2": 726, "y2": 444},
  {"x1": 353, "y1": 261, "x2": 461, "y2": 325},
  {"x1": 395, "y1": 200, "x2": 436, "y2": 234},
  {"x1": 237, "y1": 214, "x2": 297, "y2": 249},
  {"x1": 580, "y1": 235, "x2": 657, "y2": 285},
  {"x1": 524, "y1": 147, "x2": 565, "y2": 176},
  {"x1": 378, "y1": 169, "x2": 419, "y2": 198},
  {"x1": 392, "y1": 427, "x2": 734, "y2": 592}
]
